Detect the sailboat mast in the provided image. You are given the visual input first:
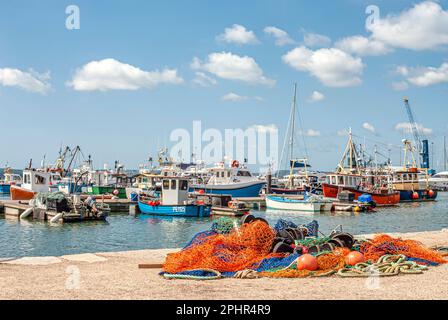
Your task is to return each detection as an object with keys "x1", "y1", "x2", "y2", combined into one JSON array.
[
  {"x1": 290, "y1": 83, "x2": 297, "y2": 161},
  {"x1": 444, "y1": 136, "x2": 447, "y2": 171}
]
